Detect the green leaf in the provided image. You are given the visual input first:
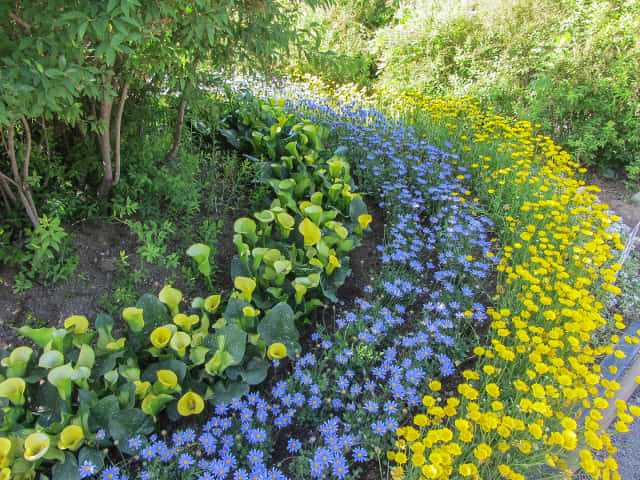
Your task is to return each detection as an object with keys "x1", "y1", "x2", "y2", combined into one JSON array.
[
  {"x1": 52, "y1": 452, "x2": 79, "y2": 480},
  {"x1": 257, "y1": 302, "x2": 300, "y2": 358},
  {"x1": 214, "y1": 325, "x2": 247, "y2": 365},
  {"x1": 78, "y1": 447, "x2": 105, "y2": 473},
  {"x1": 240, "y1": 357, "x2": 270, "y2": 385},
  {"x1": 349, "y1": 196, "x2": 368, "y2": 223},
  {"x1": 210, "y1": 380, "x2": 249, "y2": 405},
  {"x1": 17, "y1": 326, "x2": 56, "y2": 348},
  {"x1": 90, "y1": 395, "x2": 119, "y2": 431},
  {"x1": 108, "y1": 408, "x2": 154, "y2": 454},
  {"x1": 136, "y1": 294, "x2": 170, "y2": 334}
]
